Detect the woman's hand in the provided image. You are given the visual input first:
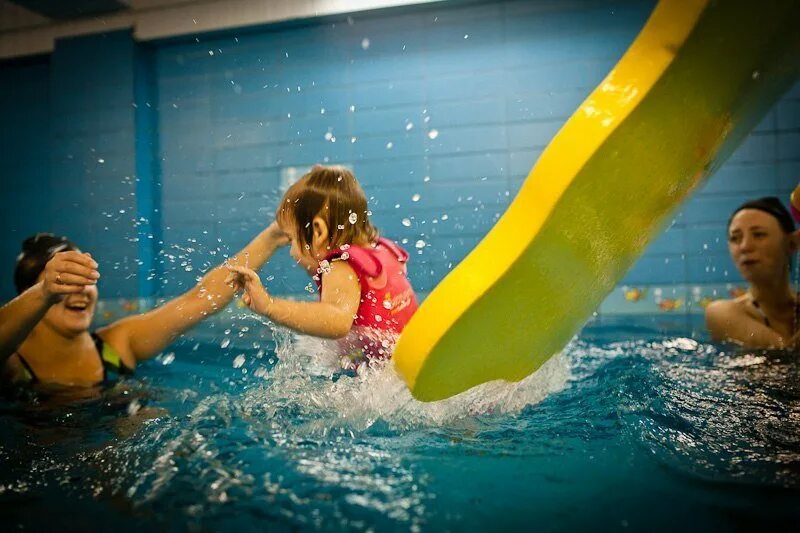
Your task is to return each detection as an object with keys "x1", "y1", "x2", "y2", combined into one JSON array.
[
  {"x1": 265, "y1": 221, "x2": 290, "y2": 248},
  {"x1": 41, "y1": 251, "x2": 100, "y2": 303},
  {"x1": 225, "y1": 265, "x2": 273, "y2": 315}
]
